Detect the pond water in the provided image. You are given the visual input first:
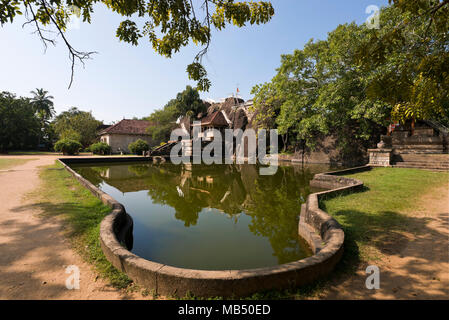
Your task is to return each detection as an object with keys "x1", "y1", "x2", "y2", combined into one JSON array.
[{"x1": 71, "y1": 162, "x2": 335, "y2": 270}]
